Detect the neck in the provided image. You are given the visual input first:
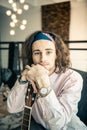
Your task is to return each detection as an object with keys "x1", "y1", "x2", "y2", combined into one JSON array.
[{"x1": 49, "y1": 66, "x2": 56, "y2": 75}]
